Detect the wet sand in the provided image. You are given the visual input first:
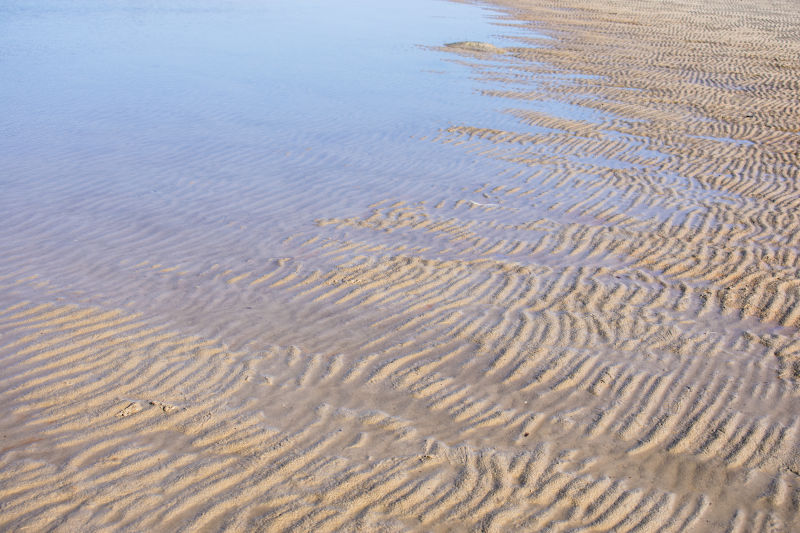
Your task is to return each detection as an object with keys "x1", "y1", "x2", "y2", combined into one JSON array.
[{"x1": 1, "y1": 0, "x2": 799, "y2": 530}]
